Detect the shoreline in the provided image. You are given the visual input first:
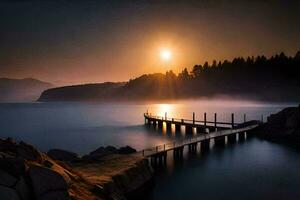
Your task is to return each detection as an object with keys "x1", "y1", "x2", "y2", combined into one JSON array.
[{"x1": 0, "y1": 138, "x2": 154, "y2": 200}]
